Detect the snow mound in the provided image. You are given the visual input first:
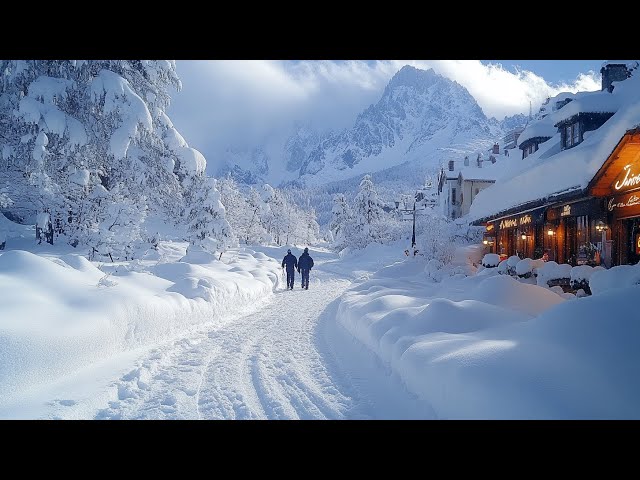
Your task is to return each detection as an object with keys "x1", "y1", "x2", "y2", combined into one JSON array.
[
  {"x1": 589, "y1": 263, "x2": 640, "y2": 295},
  {"x1": 0, "y1": 246, "x2": 282, "y2": 409},
  {"x1": 515, "y1": 258, "x2": 533, "y2": 276},
  {"x1": 536, "y1": 261, "x2": 572, "y2": 287},
  {"x1": 469, "y1": 274, "x2": 564, "y2": 317},
  {"x1": 482, "y1": 253, "x2": 500, "y2": 268},
  {"x1": 507, "y1": 255, "x2": 520, "y2": 268}
]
